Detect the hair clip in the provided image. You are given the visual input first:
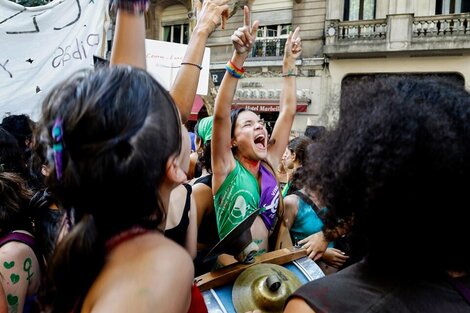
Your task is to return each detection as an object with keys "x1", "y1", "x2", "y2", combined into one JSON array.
[{"x1": 52, "y1": 117, "x2": 64, "y2": 180}]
